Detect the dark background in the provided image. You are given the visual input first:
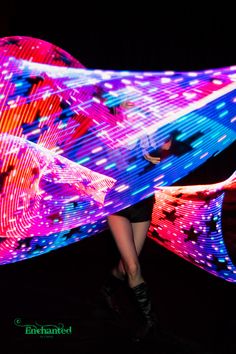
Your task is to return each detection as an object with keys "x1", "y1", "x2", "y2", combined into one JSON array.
[{"x1": 0, "y1": 3, "x2": 236, "y2": 354}]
